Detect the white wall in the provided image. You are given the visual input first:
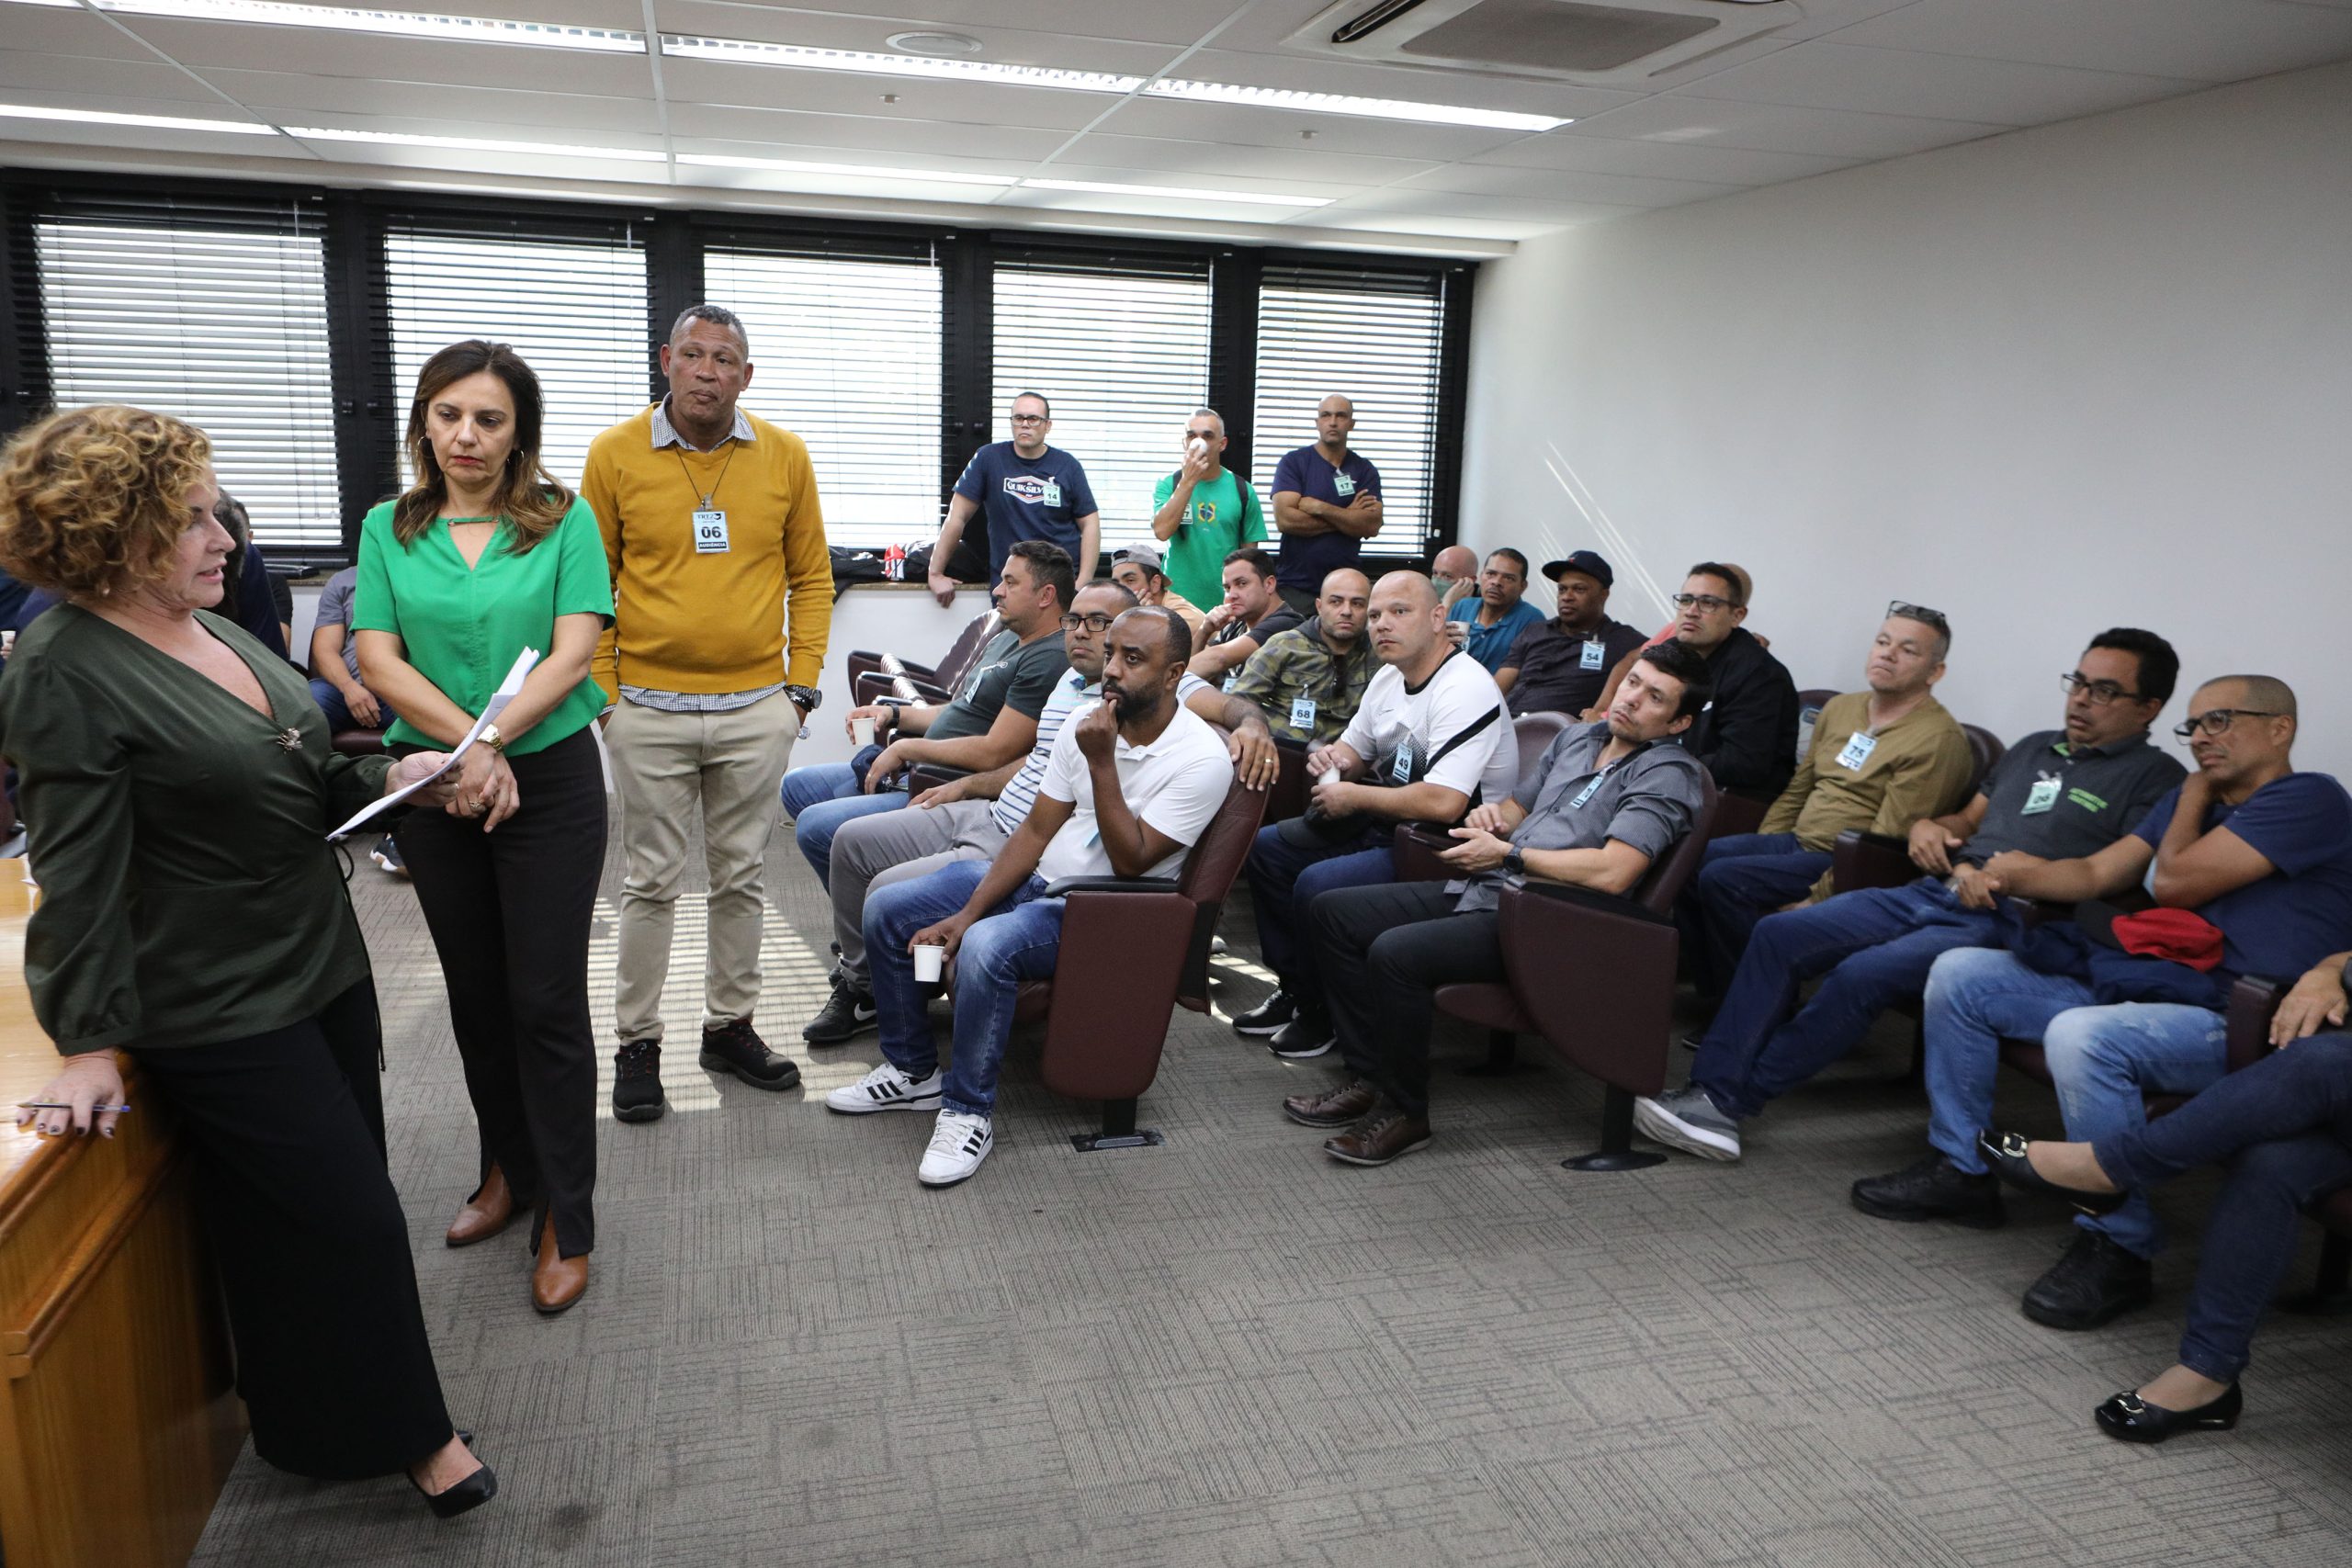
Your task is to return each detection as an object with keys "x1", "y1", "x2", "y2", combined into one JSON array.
[{"x1": 1459, "y1": 60, "x2": 2352, "y2": 775}]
